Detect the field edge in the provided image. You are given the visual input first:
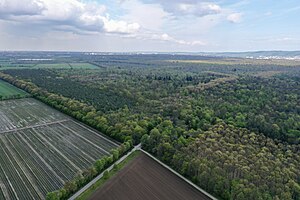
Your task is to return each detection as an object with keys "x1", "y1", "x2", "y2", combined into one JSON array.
[{"x1": 75, "y1": 150, "x2": 141, "y2": 200}]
